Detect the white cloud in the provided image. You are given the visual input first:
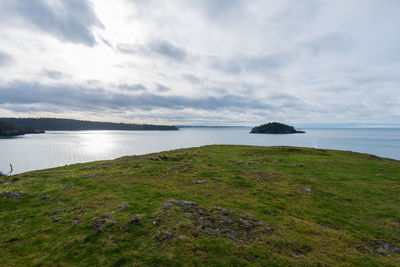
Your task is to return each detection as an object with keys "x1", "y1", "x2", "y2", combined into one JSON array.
[{"x1": 0, "y1": 0, "x2": 399, "y2": 125}]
